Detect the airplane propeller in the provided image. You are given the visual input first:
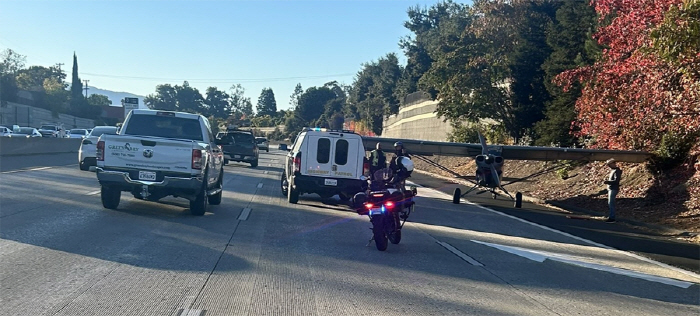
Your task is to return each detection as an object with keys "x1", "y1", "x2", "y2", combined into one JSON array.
[{"x1": 478, "y1": 132, "x2": 501, "y2": 188}]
